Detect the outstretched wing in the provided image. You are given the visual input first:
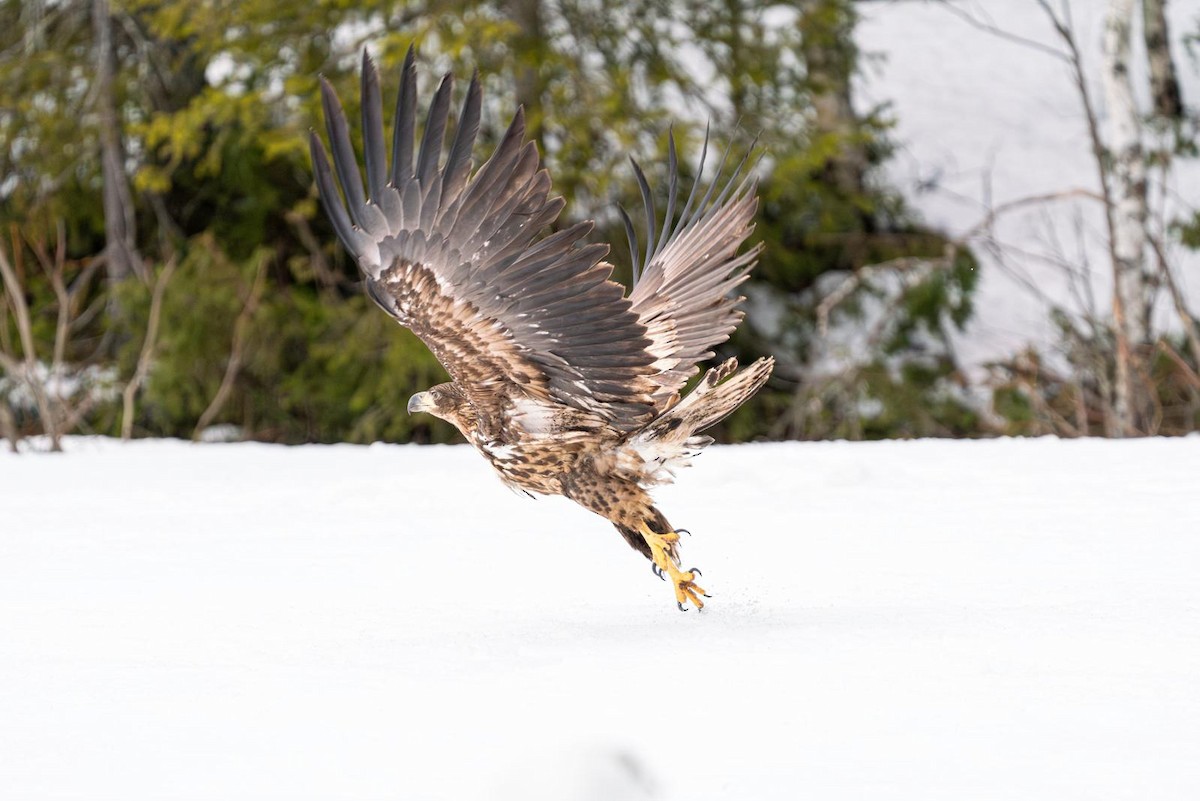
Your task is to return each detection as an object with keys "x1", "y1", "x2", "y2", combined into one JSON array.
[
  {"x1": 621, "y1": 130, "x2": 762, "y2": 411},
  {"x1": 309, "y1": 48, "x2": 659, "y2": 431}
]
